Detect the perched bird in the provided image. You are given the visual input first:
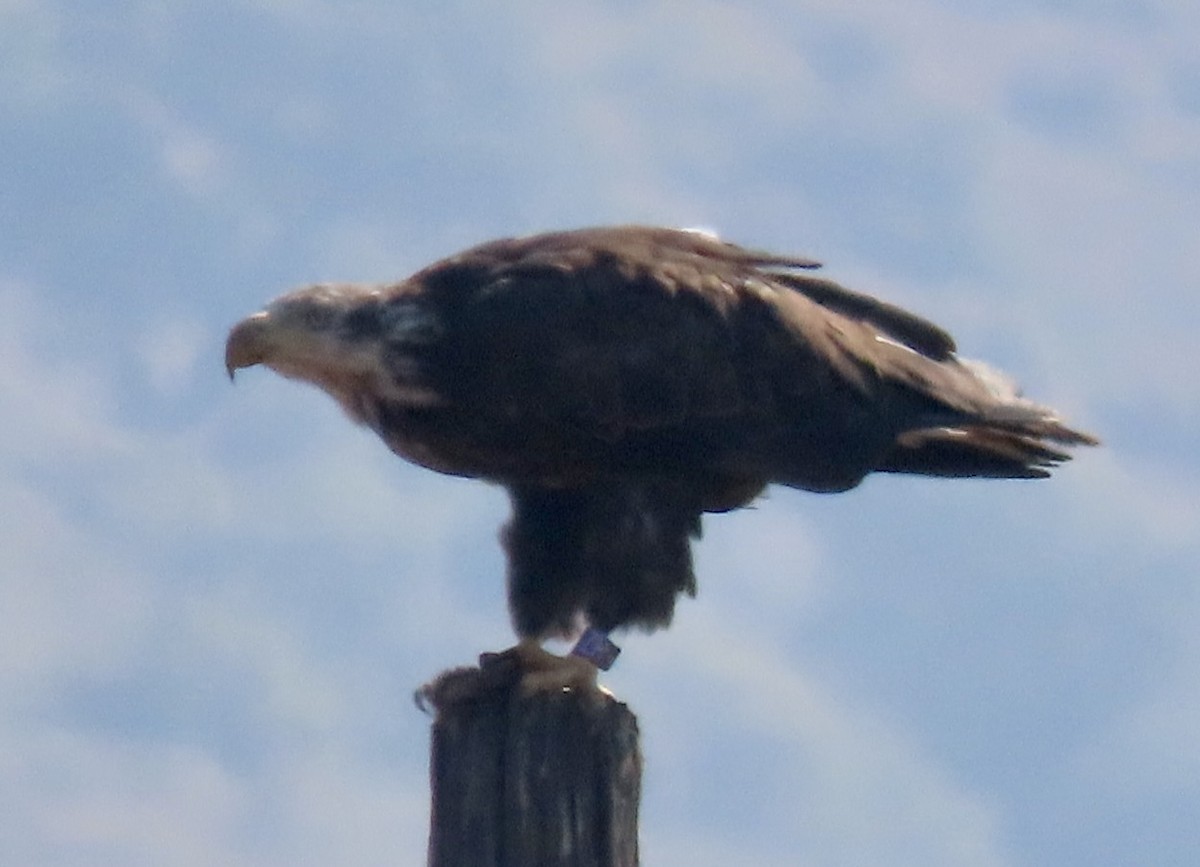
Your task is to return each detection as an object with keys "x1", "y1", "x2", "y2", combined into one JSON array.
[{"x1": 226, "y1": 226, "x2": 1096, "y2": 688}]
